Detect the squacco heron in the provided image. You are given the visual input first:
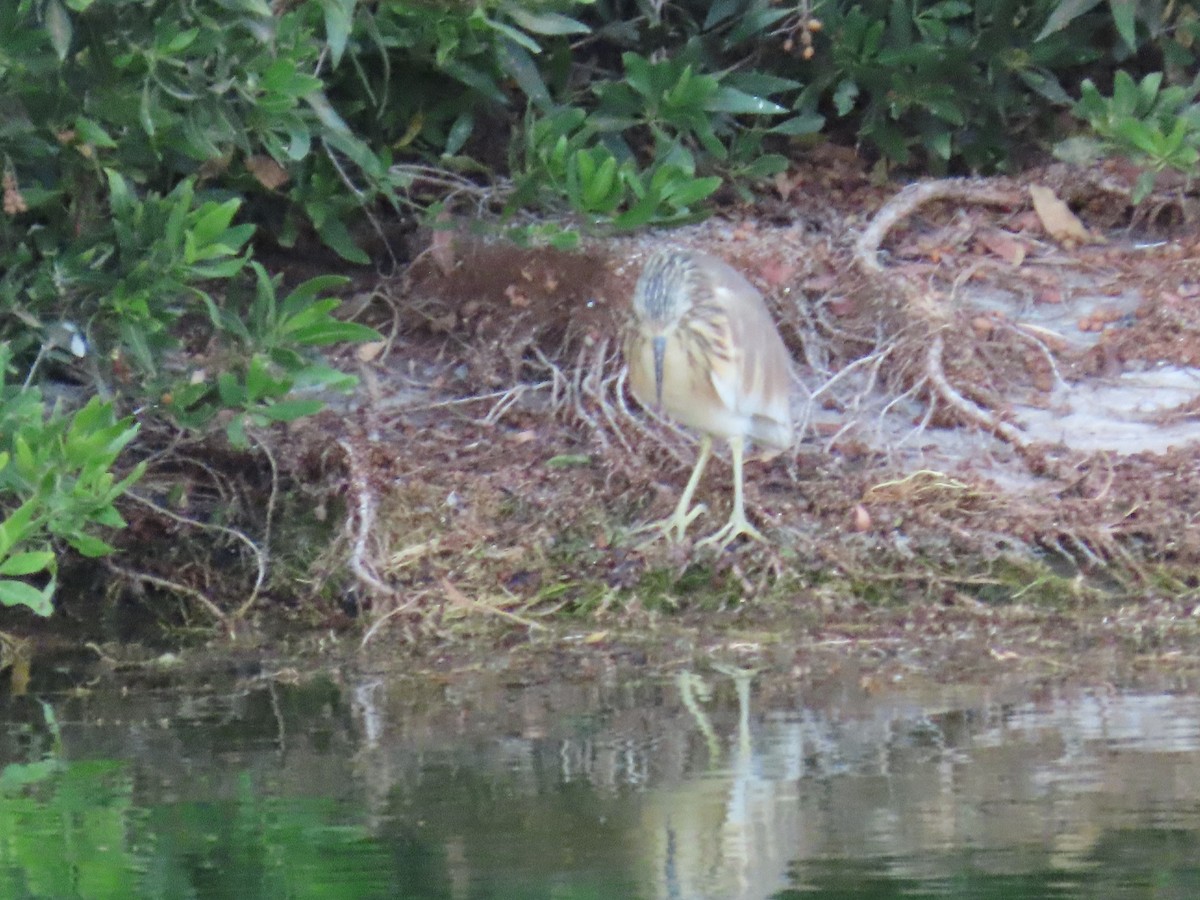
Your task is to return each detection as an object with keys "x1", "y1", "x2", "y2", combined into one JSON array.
[{"x1": 625, "y1": 248, "x2": 793, "y2": 547}]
